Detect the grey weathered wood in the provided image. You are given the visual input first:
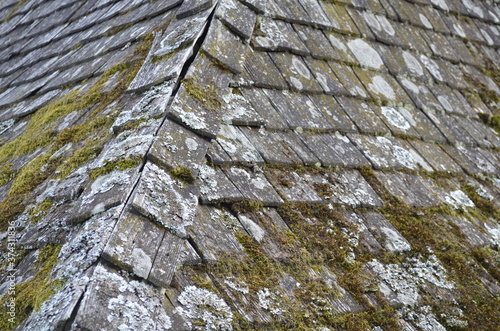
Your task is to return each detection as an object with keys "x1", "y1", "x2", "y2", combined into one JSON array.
[
  {"x1": 251, "y1": 17, "x2": 309, "y2": 55},
  {"x1": 103, "y1": 212, "x2": 164, "y2": 279},
  {"x1": 207, "y1": 139, "x2": 233, "y2": 165},
  {"x1": 328, "y1": 62, "x2": 368, "y2": 98},
  {"x1": 238, "y1": 88, "x2": 287, "y2": 130},
  {"x1": 297, "y1": 0, "x2": 333, "y2": 28},
  {"x1": 189, "y1": 206, "x2": 247, "y2": 263},
  {"x1": 336, "y1": 97, "x2": 390, "y2": 135},
  {"x1": 374, "y1": 105, "x2": 421, "y2": 138},
  {"x1": 149, "y1": 118, "x2": 209, "y2": 177},
  {"x1": 362, "y1": 211, "x2": 411, "y2": 253},
  {"x1": 216, "y1": 0, "x2": 256, "y2": 41},
  {"x1": 128, "y1": 31, "x2": 193, "y2": 92},
  {"x1": 408, "y1": 140, "x2": 463, "y2": 173},
  {"x1": 215, "y1": 124, "x2": 265, "y2": 166},
  {"x1": 202, "y1": 19, "x2": 248, "y2": 74},
  {"x1": 240, "y1": 127, "x2": 303, "y2": 165},
  {"x1": 220, "y1": 91, "x2": 265, "y2": 127},
  {"x1": 278, "y1": 131, "x2": 321, "y2": 166},
  {"x1": 223, "y1": 166, "x2": 284, "y2": 206},
  {"x1": 148, "y1": 232, "x2": 193, "y2": 287},
  {"x1": 240, "y1": 0, "x2": 266, "y2": 13},
  {"x1": 241, "y1": 48, "x2": 288, "y2": 89},
  {"x1": 343, "y1": 211, "x2": 383, "y2": 253},
  {"x1": 299, "y1": 132, "x2": 369, "y2": 168},
  {"x1": 72, "y1": 168, "x2": 140, "y2": 223},
  {"x1": 307, "y1": 94, "x2": 357, "y2": 132},
  {"x1": 74, "y1": 263, "x2": 173, "y2": 330},
  {"x1": 443, "y1": 214, "x2": 492, "y2": 247},
  {"x1": 326, "y1": 170, "x2": 383, "y2": 207},
  {"x1": 237, "y1": 208, "x2": 292, "y2": 260},
  {"x1": 269, "y1": 52, "x2": 323, "y2": 93},
  {"x1": 348, "y1": 133, "x2": 432, "y2": 171},
  {"x1": 374, "y1": 171, "x2": 437, "y2": 207},
  {"x1": 295, "y1": 24, "x2": 337, "y2": 60},
  {"x1": 198, "y1": 165, "x2": 245, "y2": 203},
  {"x1": 262, "y1": 89, "x2": 331, "y2": 130},
  {"x1": 304, "y1": 57, "x2": 348, "y2": 95},
  {"x1": 354, "y1": 68, "x2": 413, "y2": 105},
  {"x1": 265, "y1": 167, "x2": 323, "y2": 203},
  {"x1": 131, "y1": 162, "x2": 198, "y2": 238},
  {"x1": 168, "y1": 54, "x2": 232, "y2": 139},
  {"x1": 177, "y1": 0, "x2": 213, "y2": 19}
]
